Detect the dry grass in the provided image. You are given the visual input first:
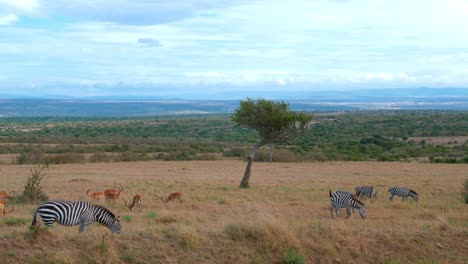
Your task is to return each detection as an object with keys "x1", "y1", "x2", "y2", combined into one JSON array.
[{"x1": 0, "y1": 160, "x2": 467, "y2": 263}]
